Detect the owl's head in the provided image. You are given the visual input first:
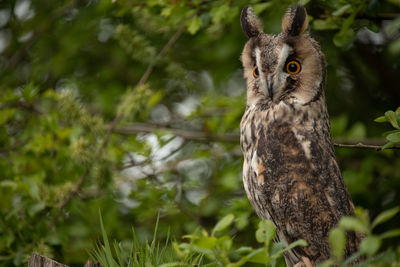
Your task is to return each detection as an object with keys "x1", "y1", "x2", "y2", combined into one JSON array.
[{"x1": 240, "y1": 5, "x2": 326, "y2": 106}]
